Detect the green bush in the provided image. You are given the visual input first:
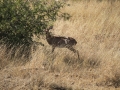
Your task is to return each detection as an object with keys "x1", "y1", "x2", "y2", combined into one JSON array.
[
  {"x1": 0, "y1": 0, "x2": 70, "y2": 60},
  {"x1": 0, "y1": 0, "x2": 67, "y2": 45}
]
